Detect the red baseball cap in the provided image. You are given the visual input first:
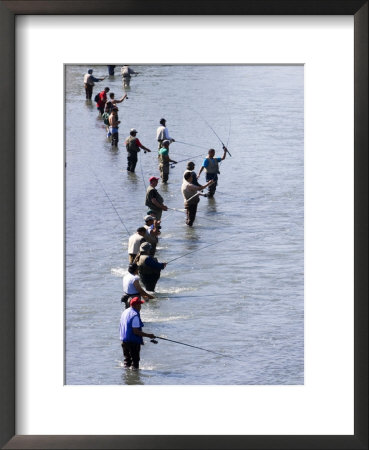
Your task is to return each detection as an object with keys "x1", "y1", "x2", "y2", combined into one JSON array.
[
  {"x1": 149, "y1": 176, "x2": 159, "y2": 183},
  {"x1": 130, "y1": 296, "x2": 145, "y2": 307}
]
